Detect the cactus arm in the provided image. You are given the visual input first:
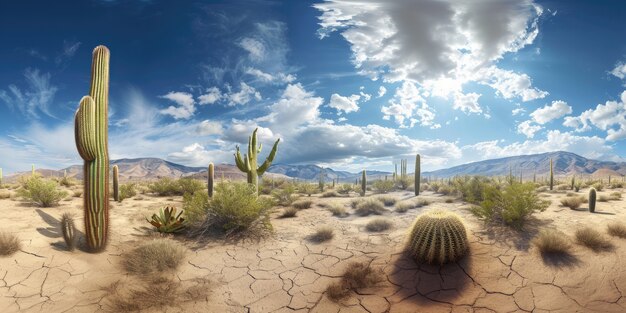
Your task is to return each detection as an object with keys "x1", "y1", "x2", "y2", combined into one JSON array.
[
  {"x1": 234, "y1": 146, "x2": 248, "y2": 172},
  {"x1": 257, "y1": 138, "x2": 280, "y2": 175},
  {"x1": 258, "y1": 143, "x2": 262, "y2": 154},
  {"x1": 75, "y1": 96, "x2": 98, "y2": 161}
]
